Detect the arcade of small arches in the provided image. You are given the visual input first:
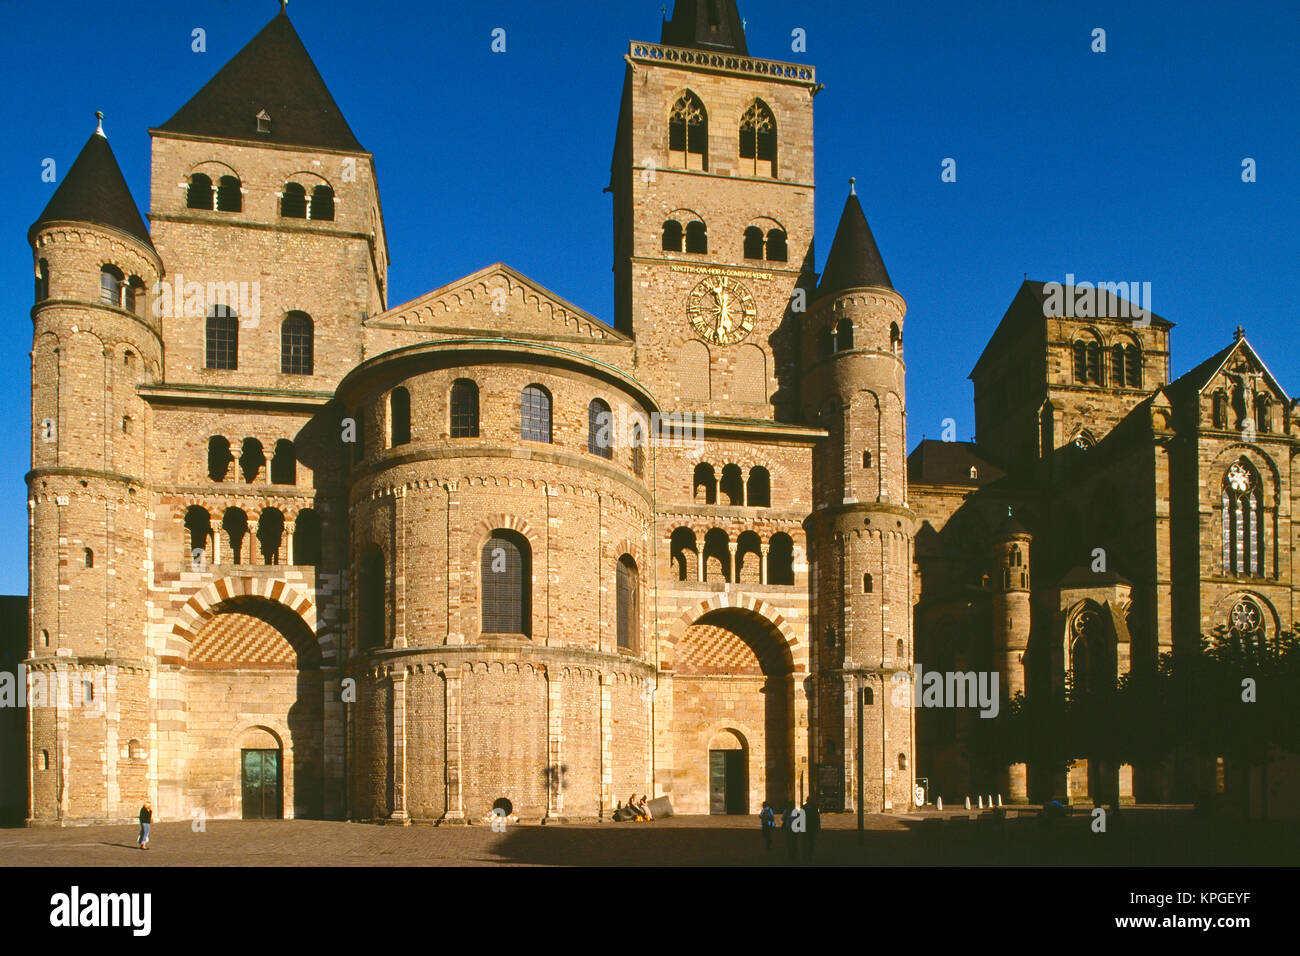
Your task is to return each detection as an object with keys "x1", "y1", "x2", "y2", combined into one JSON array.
[
  {"x1": 817, "y1": 318, "x2": 901, "y2": 359},
  {"x1": 206, "y1": 435, "x2": 301, "y2": 486},
  {"x1": 1211, "y1": 386, "x2": 1277, "y2": 434},
  {"x1": 668, "y1": 527, "x2": 796, "y2": 585},
  {"x1": 183, "y1": 503, "x2": 321, "y2": 567},
  {"x1": 184, "y1": 169, "x2": 336, "y2": 221},
  {"x1": 692, "y1": 462, "x2": 771, "y2": 507},
  {"x1": 1071, "y1": 330, "x2": 1143, "y2": 388},
  {"x1": 659, "y1": 214, "x2": 788, "y2": 263}
]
